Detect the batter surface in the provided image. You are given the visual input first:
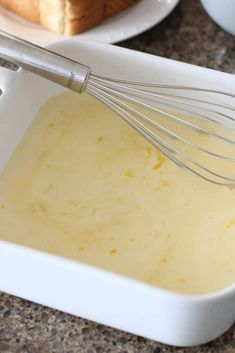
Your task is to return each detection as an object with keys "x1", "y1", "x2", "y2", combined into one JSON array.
[{"x1": 0, "y1": 92, "x2": 235, "y2": 294}]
